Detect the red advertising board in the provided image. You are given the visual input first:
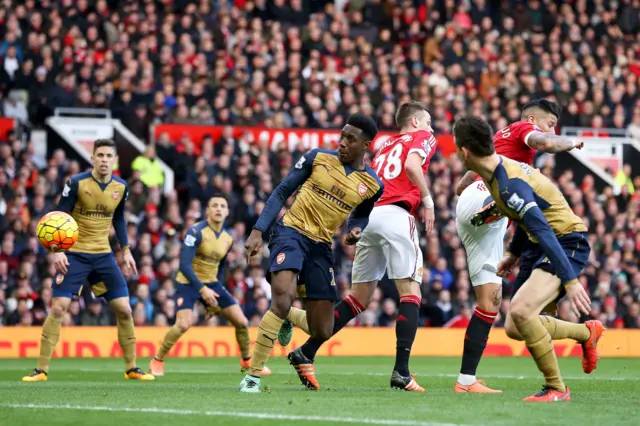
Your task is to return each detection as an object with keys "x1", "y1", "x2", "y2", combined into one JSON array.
[{"x1": 153, "y1": 124, "x2": 457, "y2": 156}]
